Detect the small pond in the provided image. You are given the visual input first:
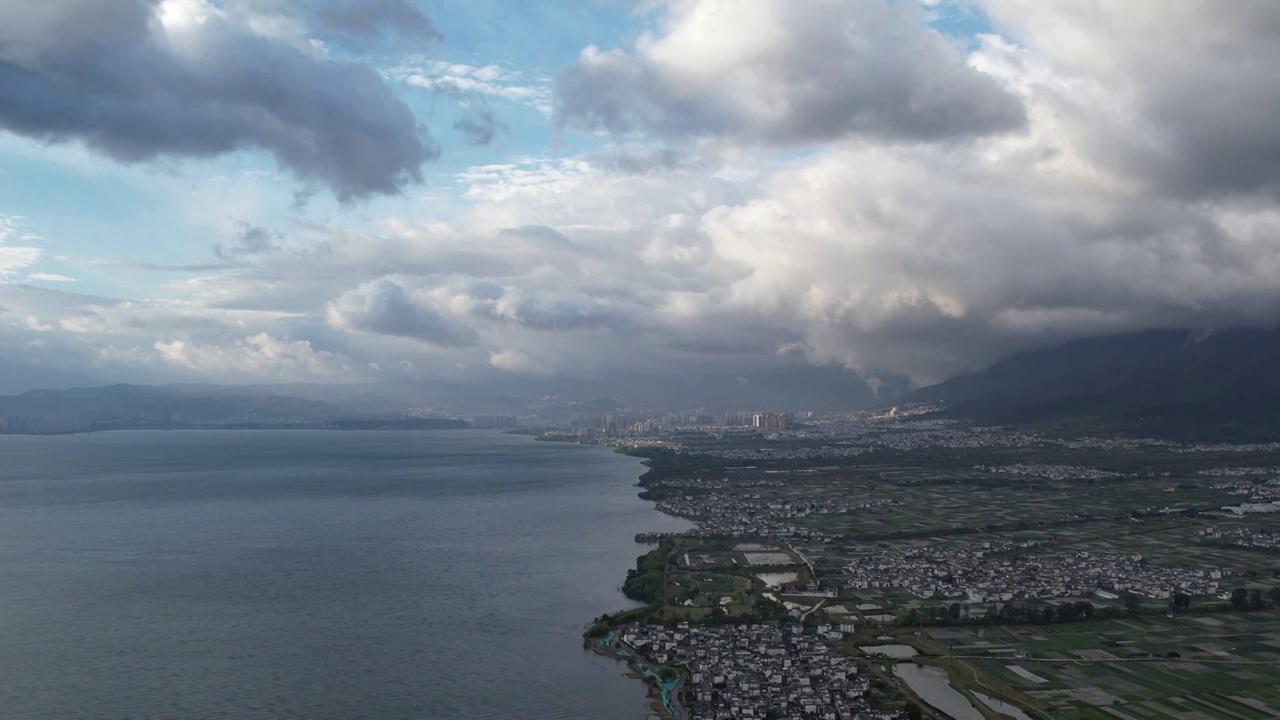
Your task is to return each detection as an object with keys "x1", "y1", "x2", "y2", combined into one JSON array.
[
  {"x1": 894, "y1": 664, "x2": 986, "y2": 720},
  {"x1": 973, "y1": 691, "x2": 1034, "y2": 720},
  {"x1": 755, "y1": 571, "x2": 800, "y2": 588}
]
